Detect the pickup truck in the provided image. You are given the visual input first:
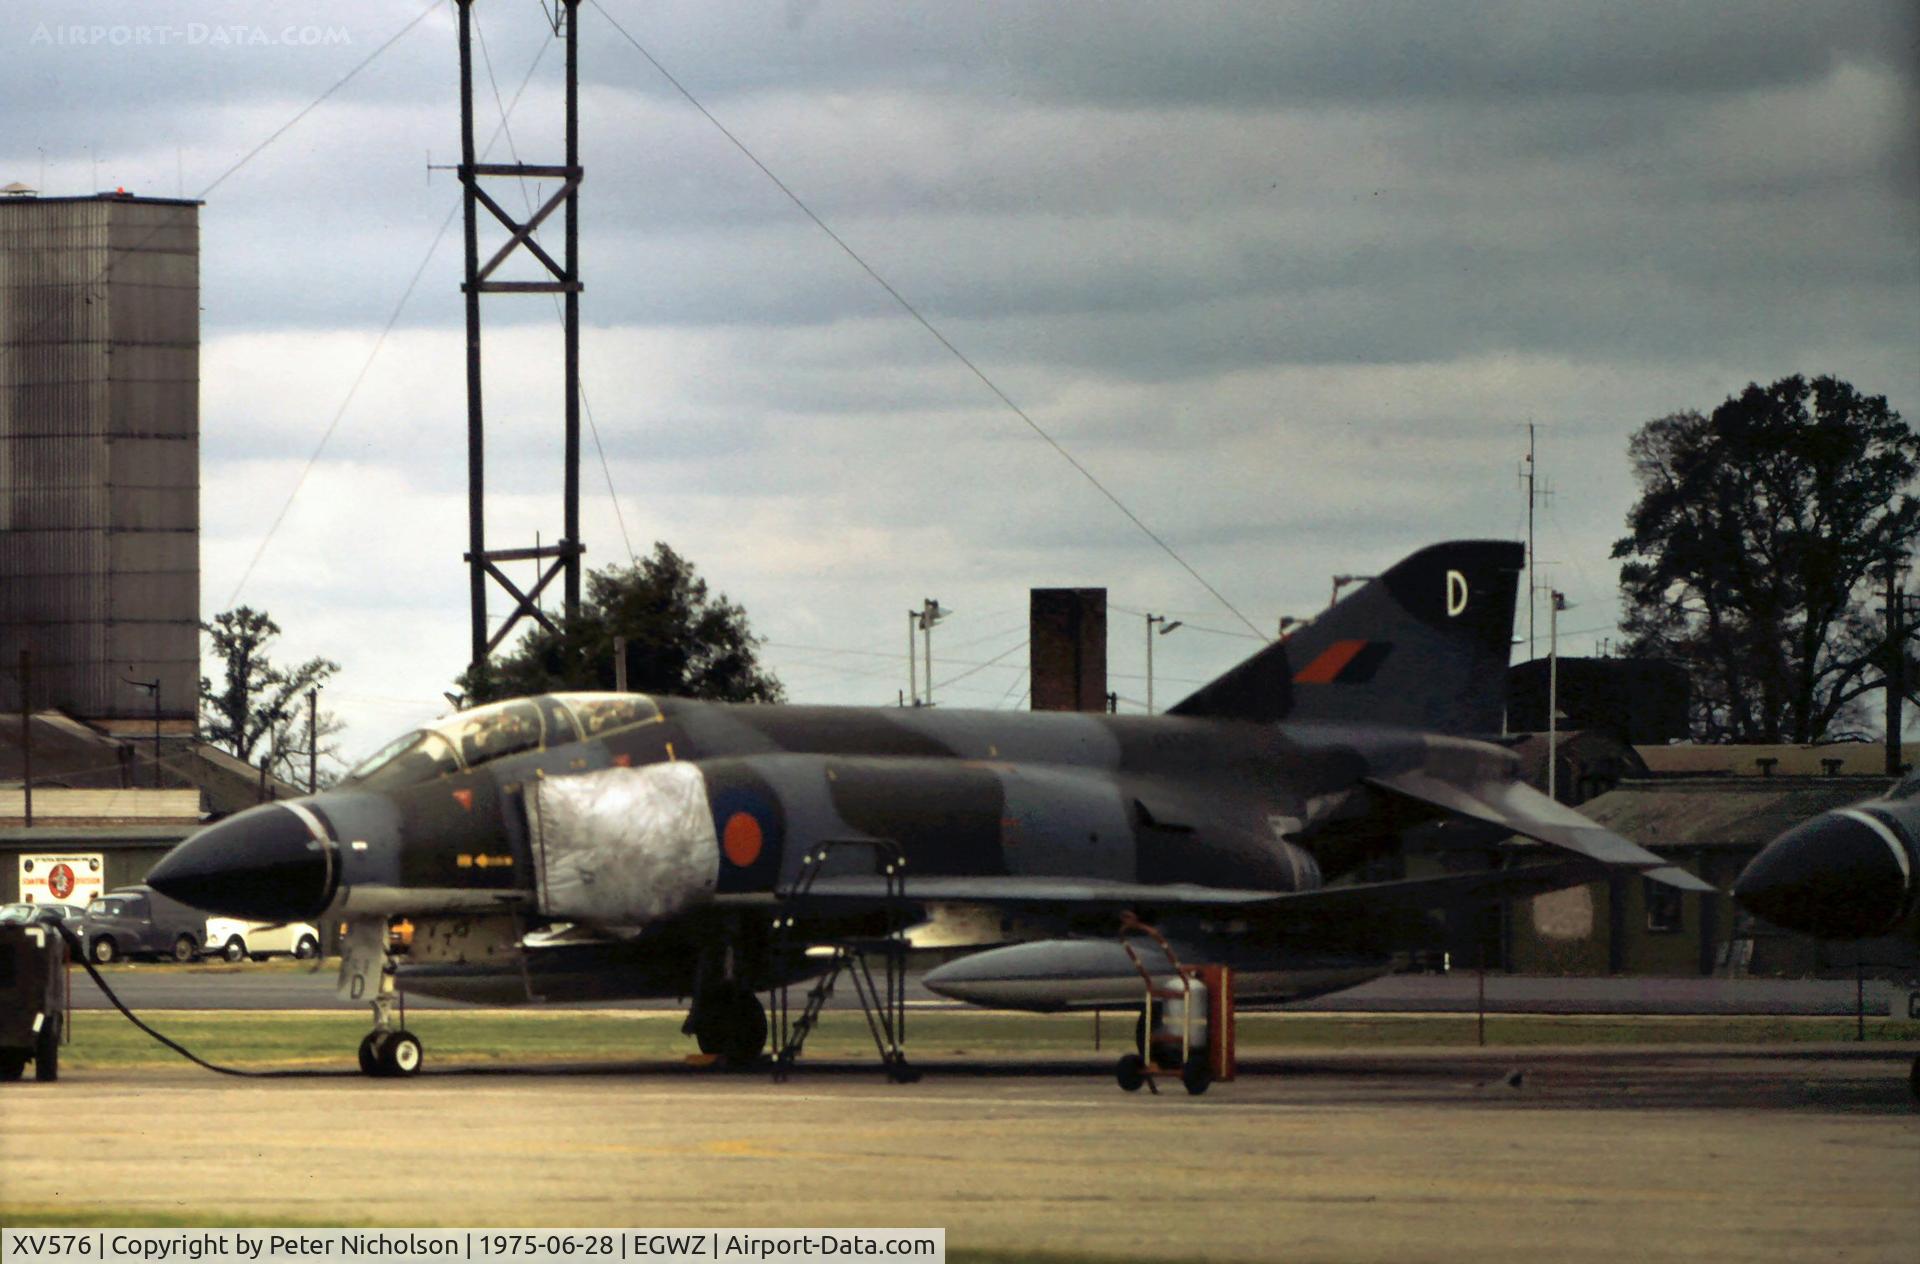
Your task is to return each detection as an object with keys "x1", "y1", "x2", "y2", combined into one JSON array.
[{"x1": 204, "y1": 918, "x2": 322, "y2": 962}]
